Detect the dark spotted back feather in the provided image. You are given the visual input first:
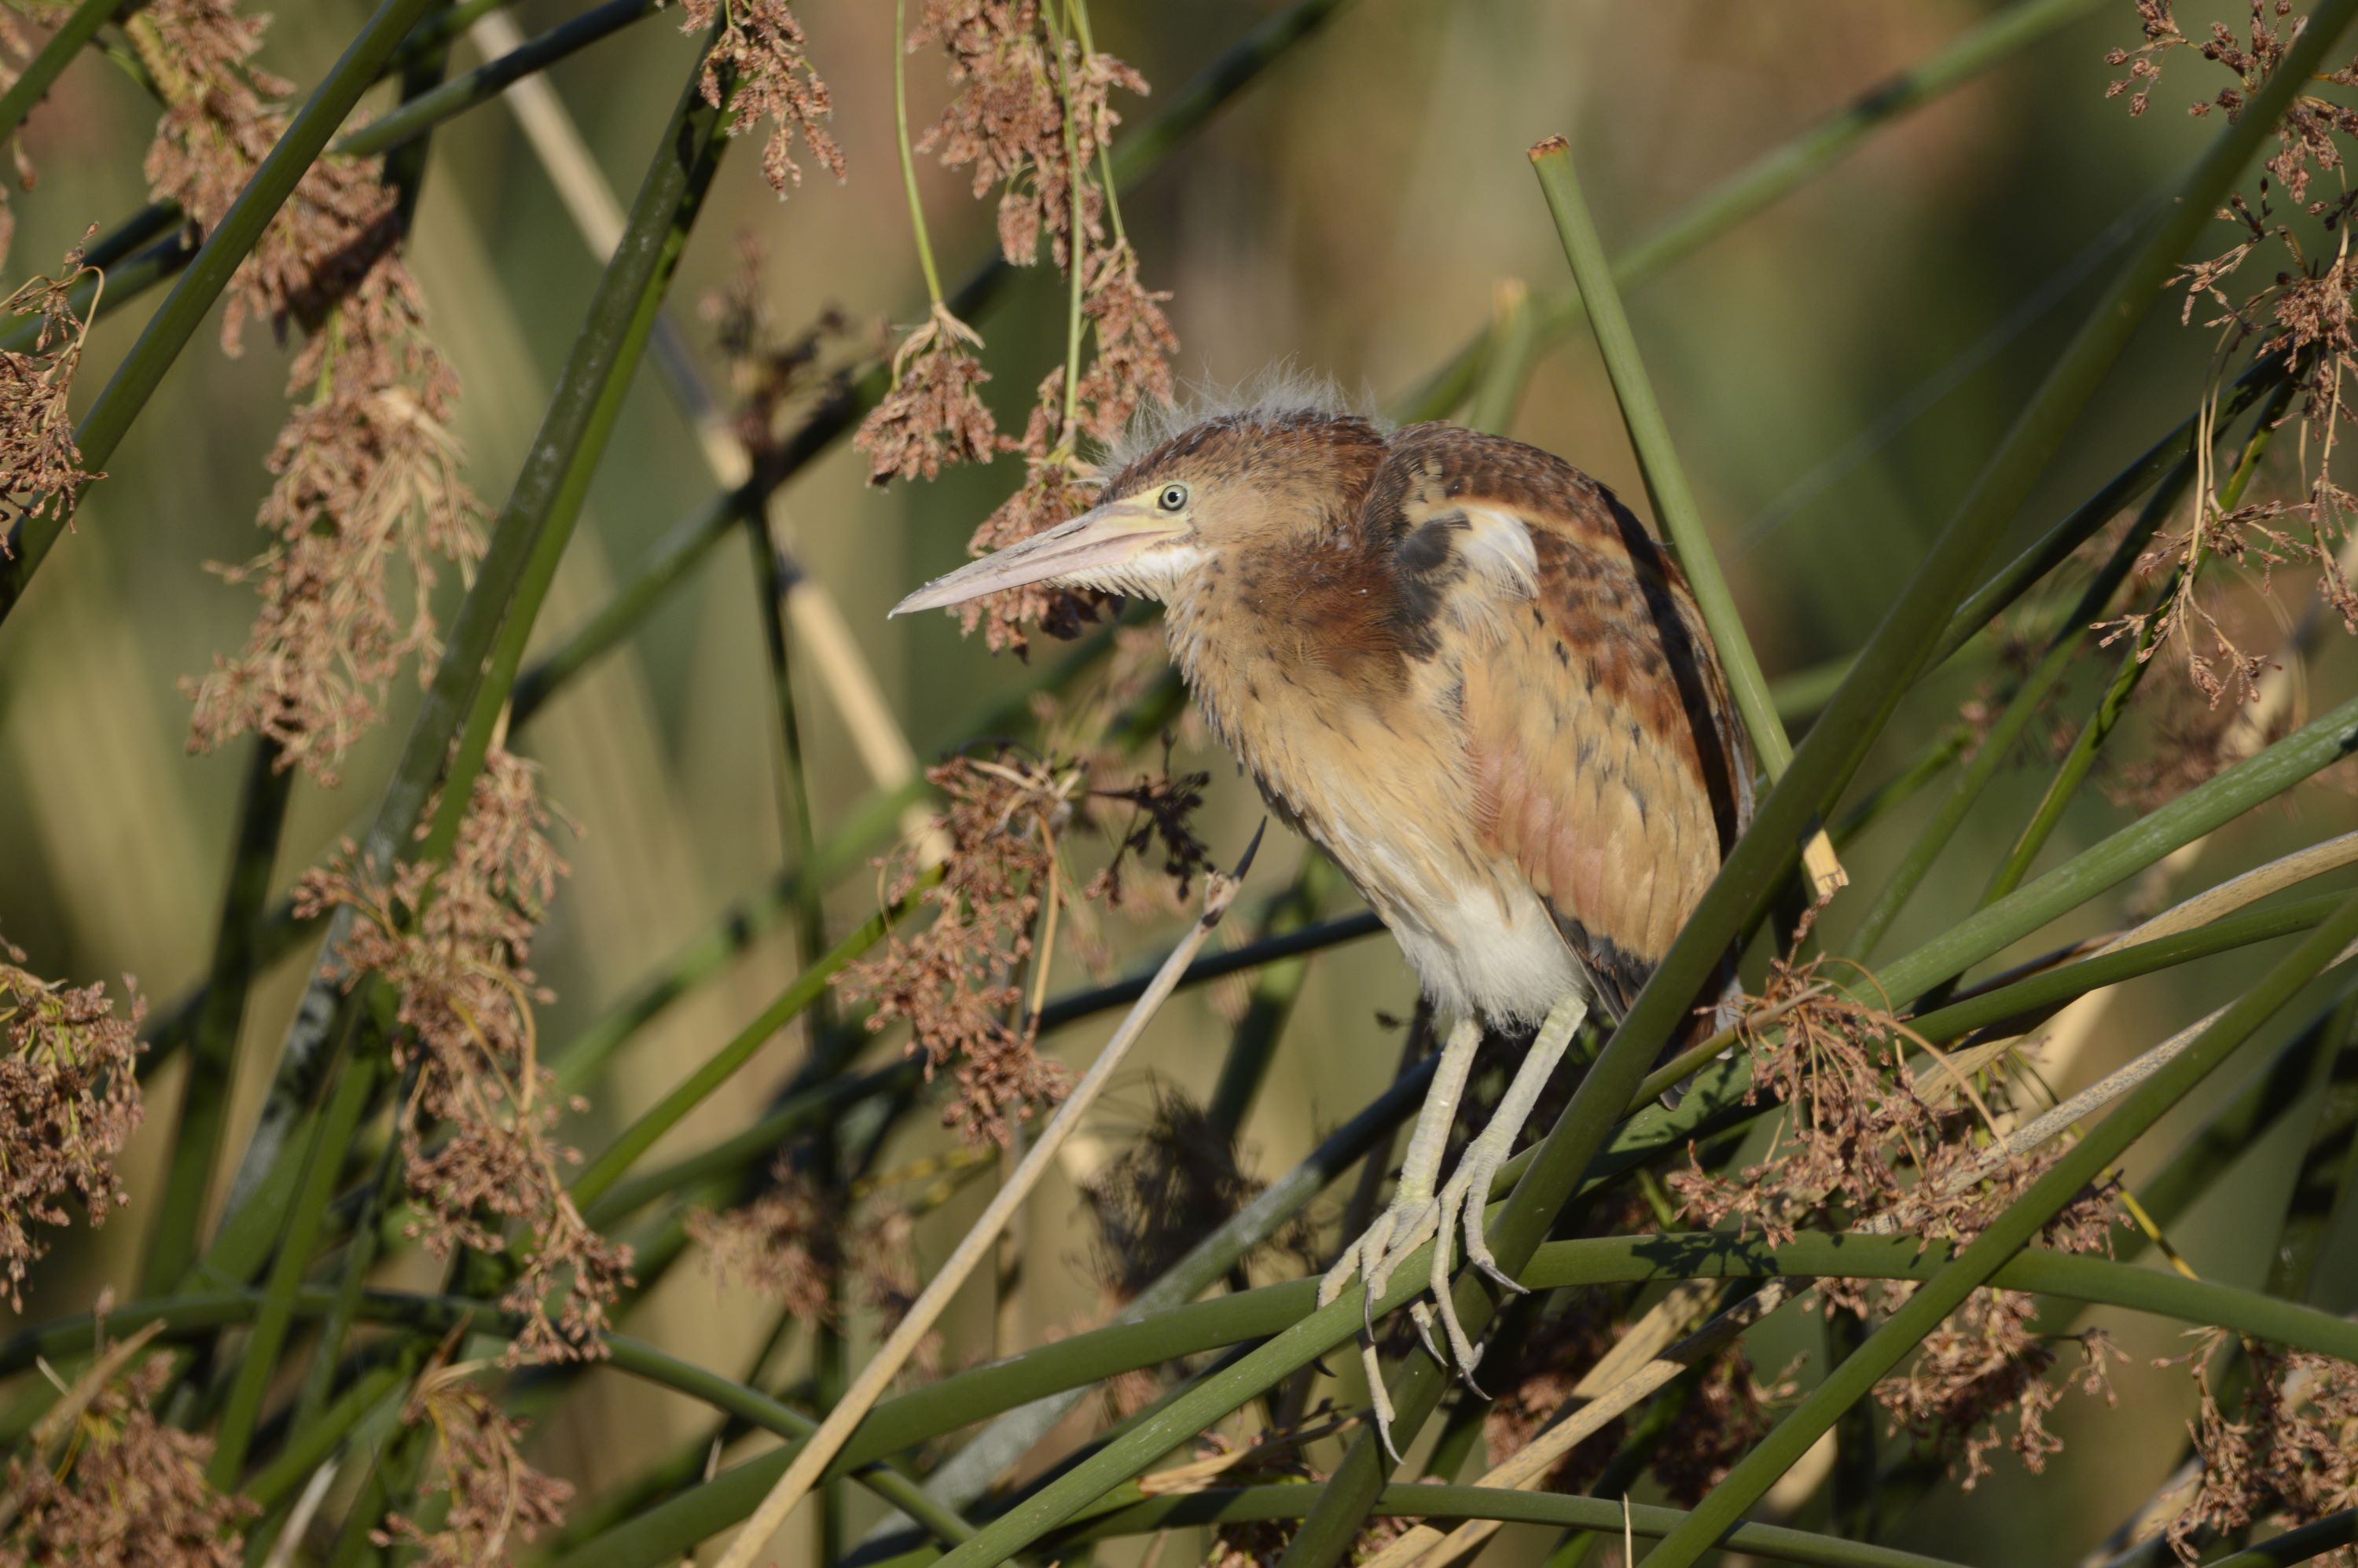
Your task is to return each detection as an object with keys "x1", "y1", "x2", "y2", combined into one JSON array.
[{"x1": 1368, "y1": 424, "x2": 1754, "y2": 1020}]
